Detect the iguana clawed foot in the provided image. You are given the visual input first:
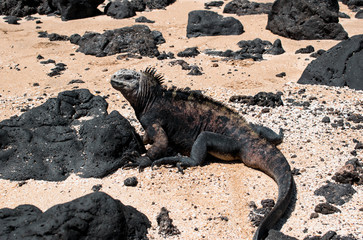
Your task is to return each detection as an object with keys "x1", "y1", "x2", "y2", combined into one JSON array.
[
  {"x1": 152, "y1": 154, "x2": 198, "y2": 173},
  {"x1": 122, "y1": 153, "x2": 152, "y2": 172}
]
